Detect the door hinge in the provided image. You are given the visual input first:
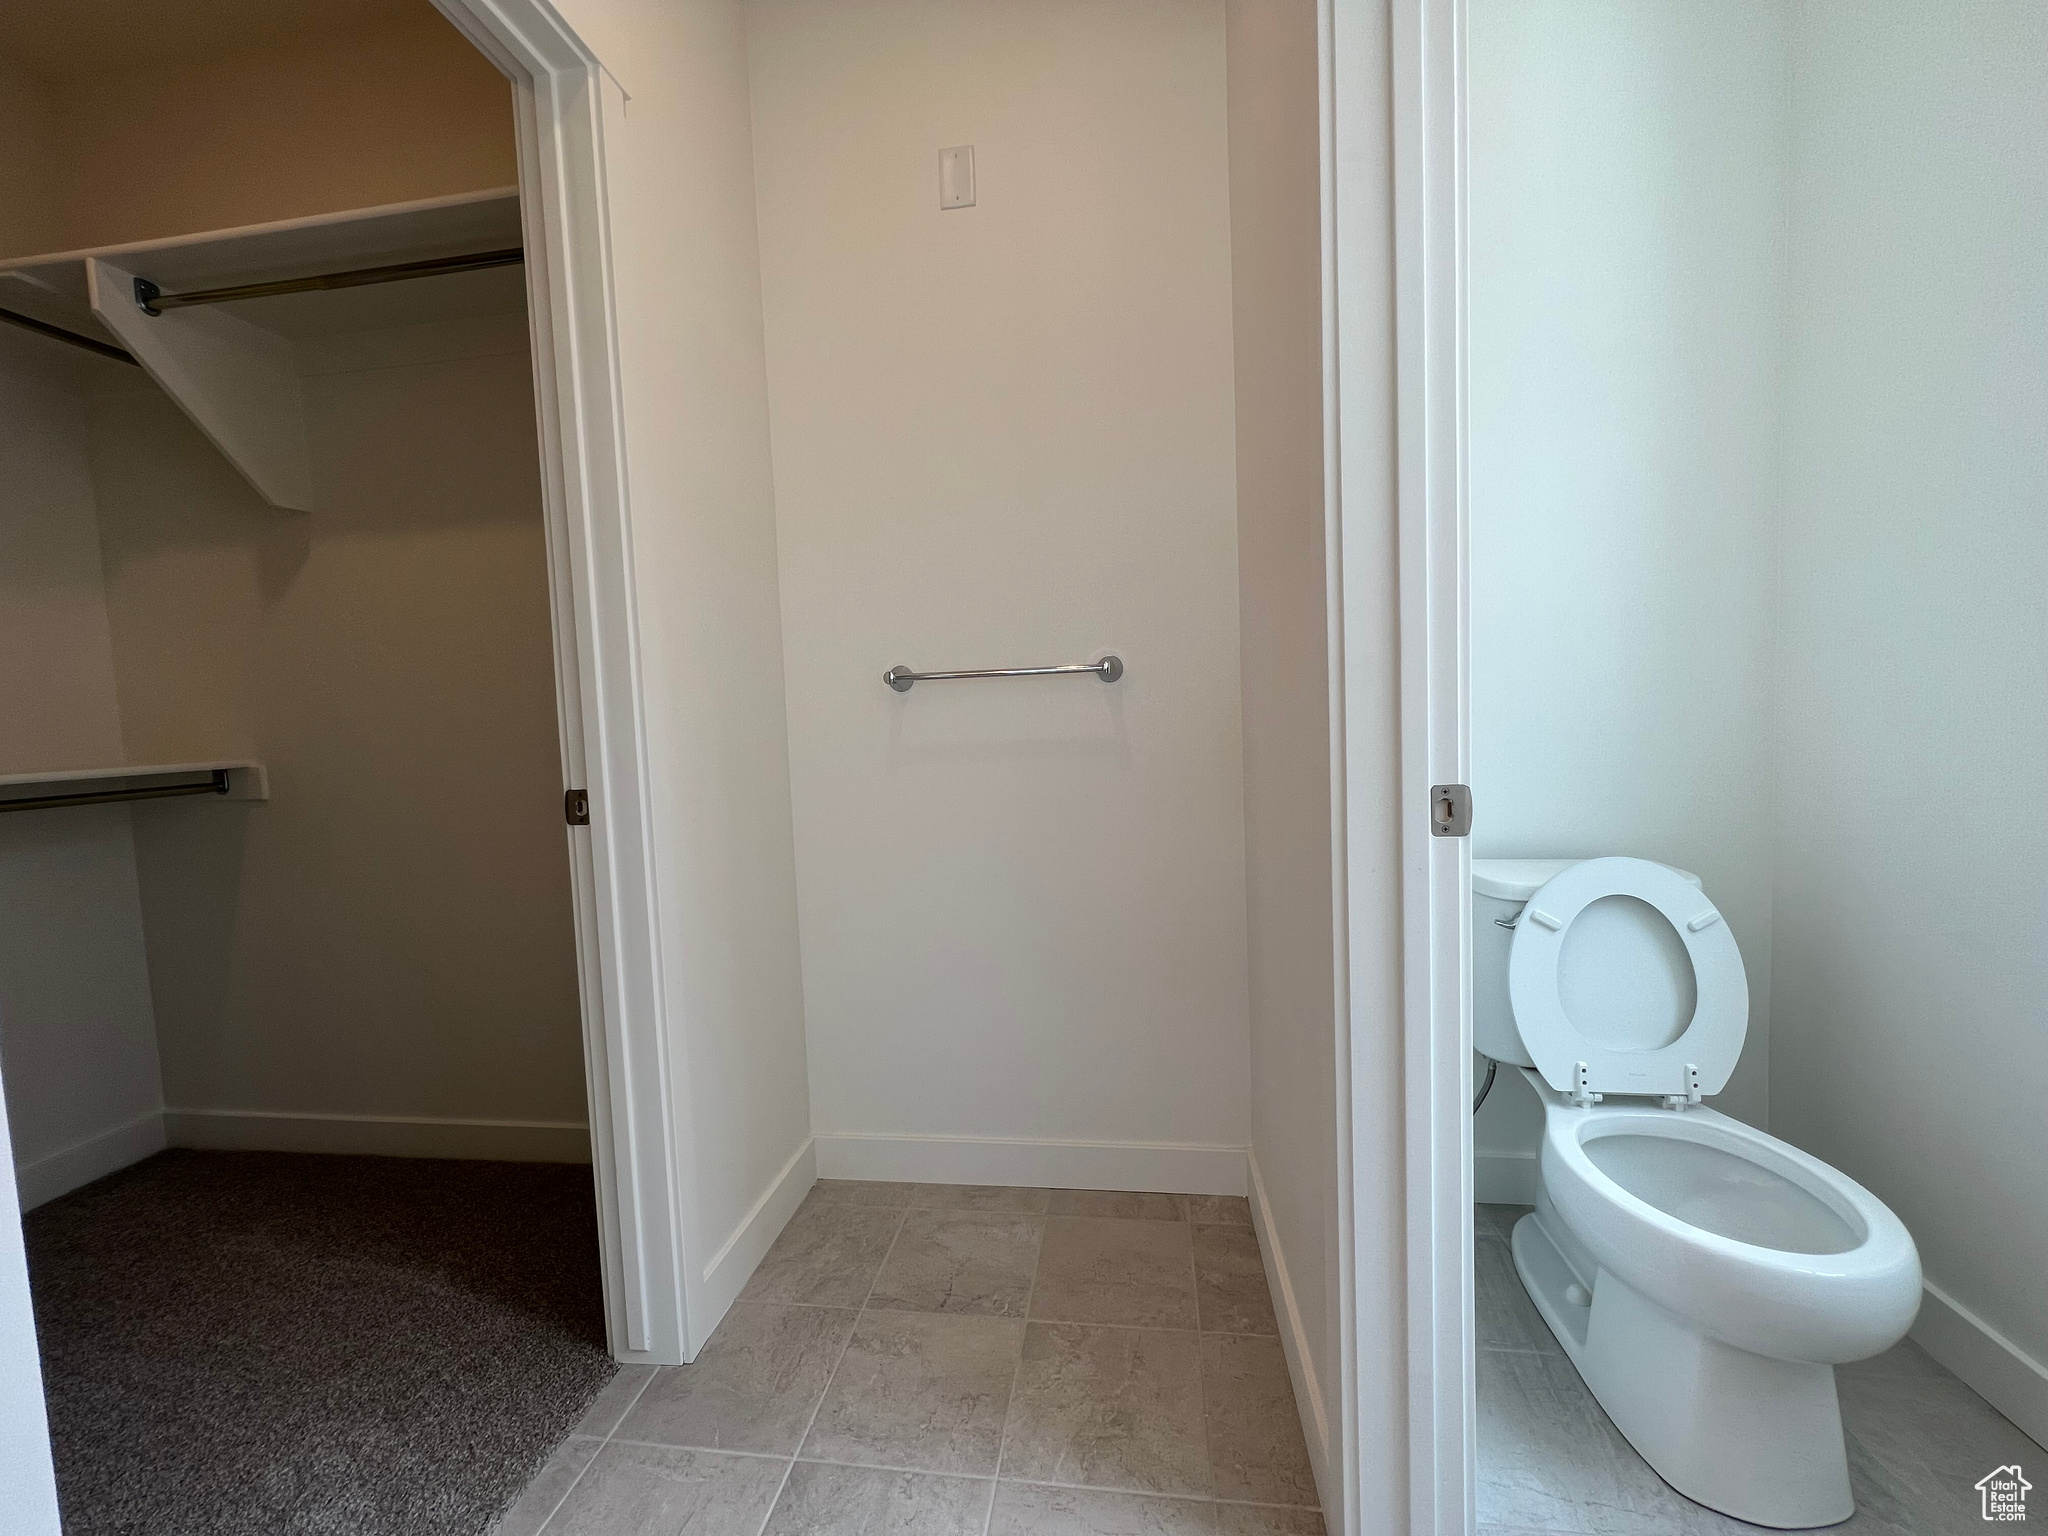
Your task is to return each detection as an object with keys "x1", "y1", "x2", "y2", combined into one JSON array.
[
  {"x1": 1430, "y1": 783, "x2": 1472, "y2": 837},
  {"x1": 564, "y1": 788, "x2": 590, "y2": 826}
]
